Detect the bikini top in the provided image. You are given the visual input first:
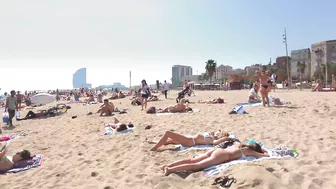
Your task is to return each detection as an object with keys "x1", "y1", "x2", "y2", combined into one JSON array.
[{"x1": 203, "y1": 132, "x2": 214, "y2": 139}]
